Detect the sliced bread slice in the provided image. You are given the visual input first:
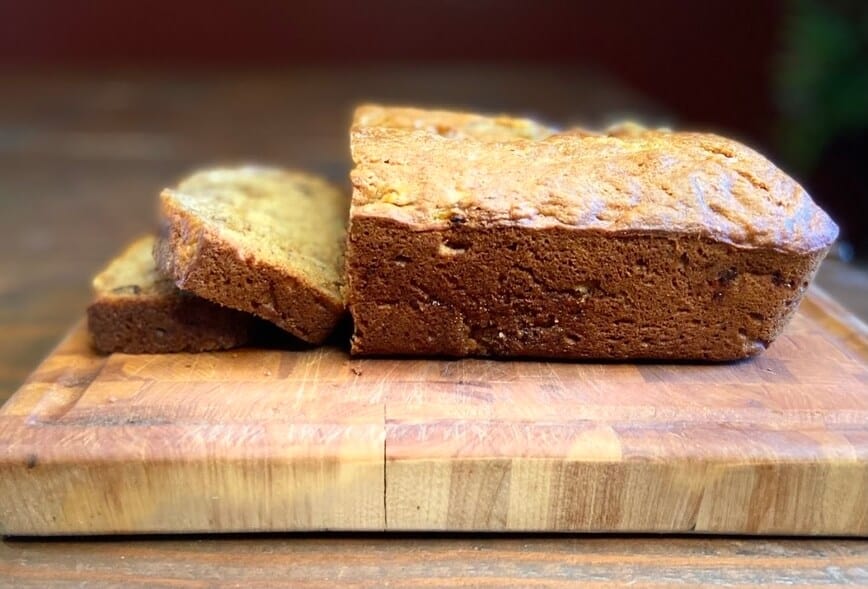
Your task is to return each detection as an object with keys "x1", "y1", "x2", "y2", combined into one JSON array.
[
  {"x1": 87, "y1": 236, "x2": 254, "y2": 354},
  {"x1": 155, "y1": 167, "x2": 348, "y2": 343}
]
